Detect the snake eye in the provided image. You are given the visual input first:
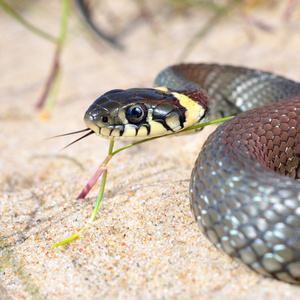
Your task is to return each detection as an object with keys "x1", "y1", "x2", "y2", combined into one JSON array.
[{"x1": 126, "y1": 105, "x2": 146, "y2": 123}]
